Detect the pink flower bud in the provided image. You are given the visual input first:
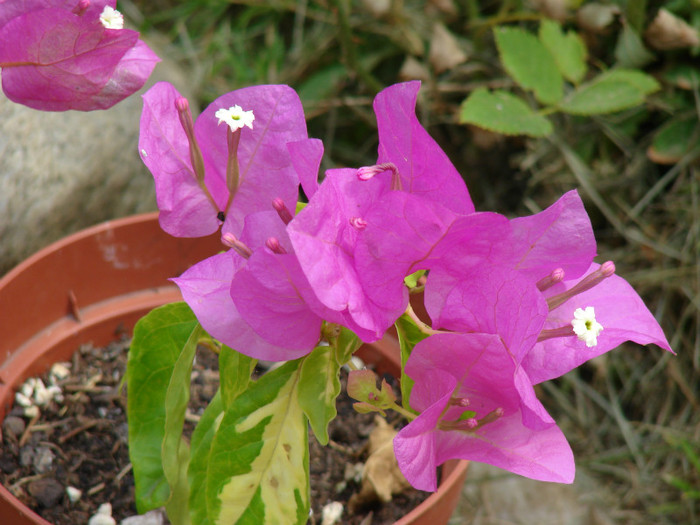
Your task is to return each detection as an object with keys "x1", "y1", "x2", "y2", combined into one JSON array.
[
  {"x1": 72, "y1": 0, "x2": 90, "y2": 16},
  {"x1": 272, "y1": 198, "x2": 293, "y2": 225},
  {"x1": 221, "y1": 233, "x2": 252, "y2": 259},
  {"x1": 547, "y1": 261, "x2": 616, "y2": 311},
  {"x1": 265, "y1": 237, "x2": 287, "y2": 255},
  {"x1": 536, "y1": 268, "x2": 565, "y2": 292}
]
